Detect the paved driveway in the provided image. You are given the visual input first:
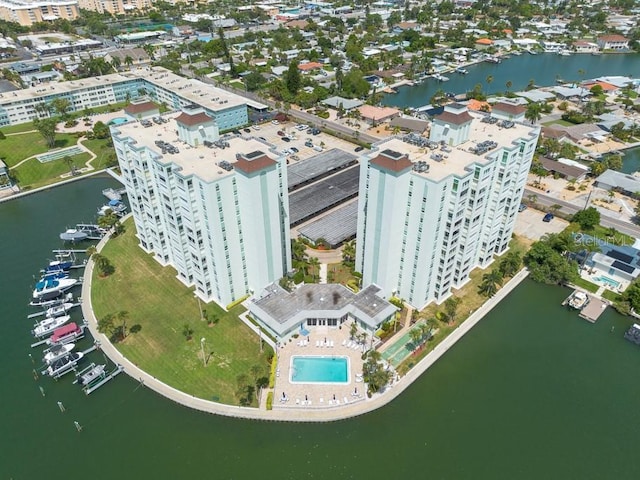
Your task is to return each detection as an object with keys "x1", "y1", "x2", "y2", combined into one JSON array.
[{"x1": 514, "y1": 208, "x2": 568, "y2": 241}]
